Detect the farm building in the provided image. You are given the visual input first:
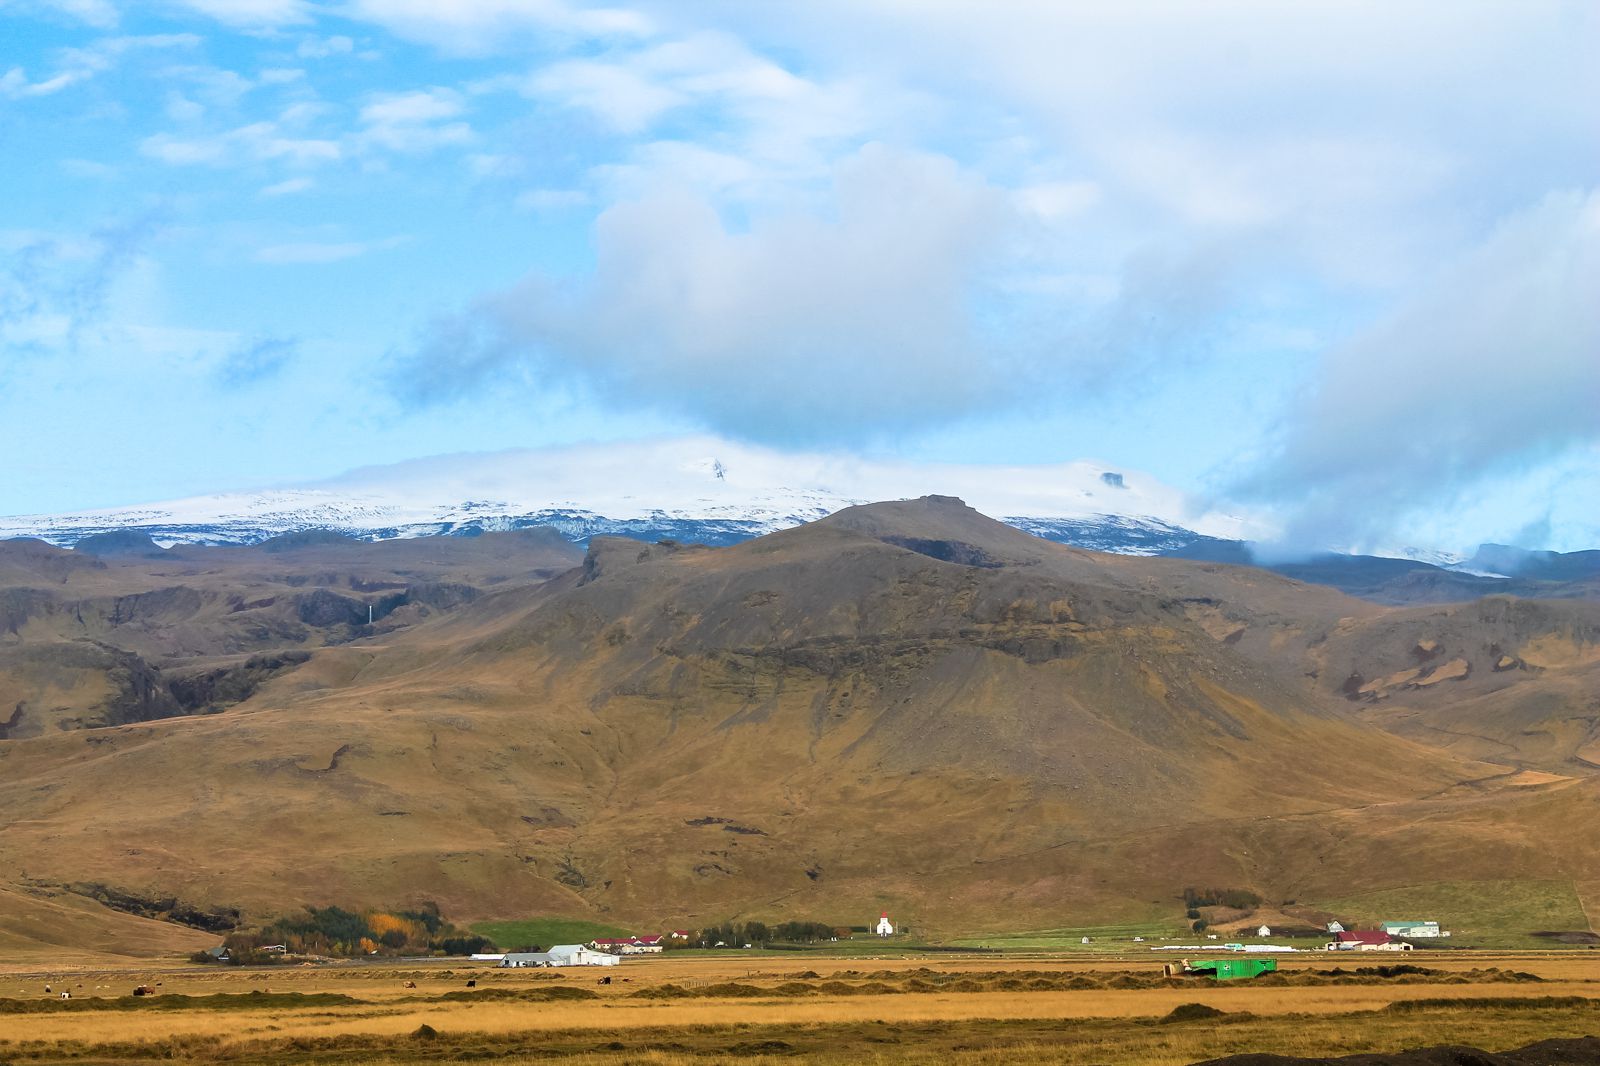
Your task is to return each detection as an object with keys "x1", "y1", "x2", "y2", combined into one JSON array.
[
  {"x1": 500, "y1": 944, "x2": 619, "y2": 968},
  {"x1": 1327, "y1": 931, "x2": 1412, "y2": 952},
  {"x1": 1381, "y1": 921, "x2": 1444, "y2": 938},
  {"x1": 876, "y1": 912, "x2": 894, "y2": 936}
]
